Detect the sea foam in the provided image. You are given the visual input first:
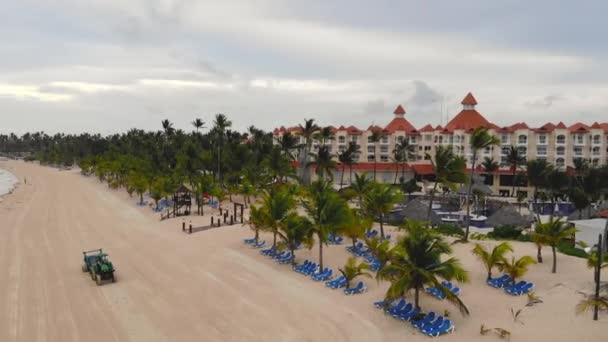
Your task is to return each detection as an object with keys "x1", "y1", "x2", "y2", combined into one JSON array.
[{"x1": 0, "y1": 168, "x2": 18, "y2": 197}]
